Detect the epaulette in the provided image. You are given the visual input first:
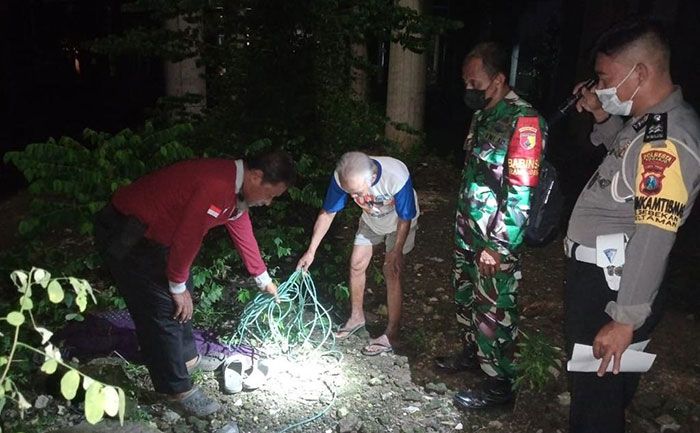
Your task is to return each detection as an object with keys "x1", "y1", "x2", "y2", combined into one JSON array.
[{"x1": 644, "y1": 113, "x2": 667, "y2": 142}]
